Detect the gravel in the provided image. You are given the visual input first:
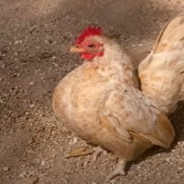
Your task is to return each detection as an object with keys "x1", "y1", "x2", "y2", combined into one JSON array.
[{"x1": 1, "y1": 0, "x2": 184, "y2": 184}]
